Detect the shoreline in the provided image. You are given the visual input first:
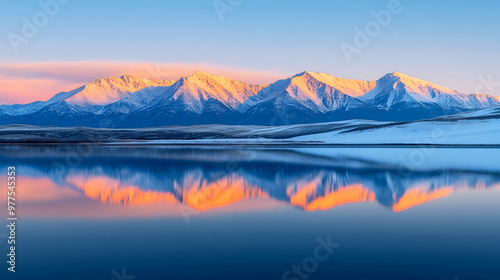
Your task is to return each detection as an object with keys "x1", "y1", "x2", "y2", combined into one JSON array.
[{"x1": 0, "y1": 141, "x2": 499, "y2": 148}]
